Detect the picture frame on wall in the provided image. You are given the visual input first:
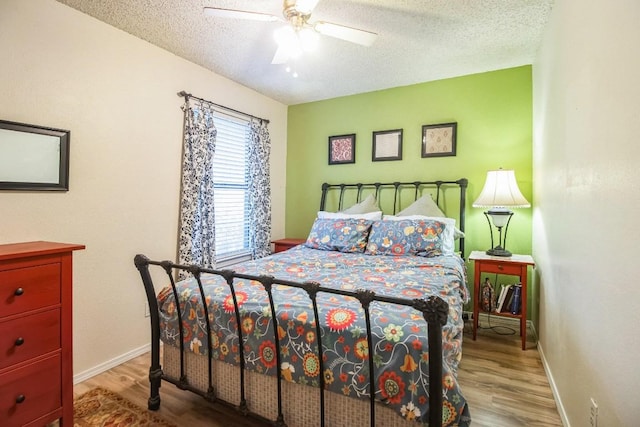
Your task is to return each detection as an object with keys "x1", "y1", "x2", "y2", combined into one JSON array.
[
  {"x1": 0, "y1": 119, "x2": 70, "y2": 191},
  {"x1": 328, "y1": 133, "x2": 356, "y2": 165},
  {"x1": 421, "y1": 122, "x2": 457, "y2": 158},
  {"x1": 372, "y1": 129, "x2": 403, "y2": 161}
]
